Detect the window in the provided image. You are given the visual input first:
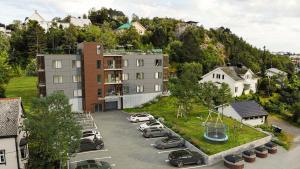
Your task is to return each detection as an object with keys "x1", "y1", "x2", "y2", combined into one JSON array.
[
  {"x1": 73, "y1": 89, "x2": 82, "y2": 97},
  {"x1": 155, "y1": 72, "x2": 162, "y2": 79},
  {"x1": 96, "y1": 60, "x2": 101, "y2": 69},
  {"x1": 122, "y1": 73, "x2": 129, "y2": 81},
  {"x1": 52, "y1": 60, "x2": 62, "y2": 69},
  {"x1": 20, "y1": 146, "x2": 28, "y2": 159},
  {"x1": 96, "y1": 45, "x2": 101, "y2": 54},
  {"x1": 53, "y1": 75, "x2": 63, "y2": 84},
  {"x1": 222, "y1": 75, "x2": 225, "y2": 79},
  {"x1": 136, "y1": 72, "x2": 144, "y2": 80},
  {"x1": 213, "y1": 74, "x2": 215, "y2": 78},
  {"x1": 235, "y1": 87, "x2": 238, "y2": 93},
  {"x1": 155, "y1": 59, "x2": 162, "y2": 66},
  {"x1": 94, "y1": 104, "x2": 102, "y2": 112},
  {"x1": 136, "y1": 59, "x2": 144, "y2": 67},
  {"x1": 72, "y1": 60, "x2": 81, "y2": 68},
  {"x1": 123, "y1": 59, "x2": 128, "y2": 67},
  {"x1": 73, "y1": 75, "x2": 81, "y2": 82},
  {"x1": 97, "y1": 88, "x2": 102, "y2": 97},
  {"x1": 97, "y1": 75, "x2": 101, "y2": 84},
  {"x1": 136, "y1": 85, "x2": 144, "y2": 93},
  {"x1": 155, "y1": 84, "x2": 161, "y2": 92},
  {"x1": 216, "y1": 74, "x2": 221, "y2": 79},
  {"x1": 123, "y1": 85, "x2": 129, "y2": 94},
  {"x1": 0, "y1": 150, "x2": 5, "y2": 164}
]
